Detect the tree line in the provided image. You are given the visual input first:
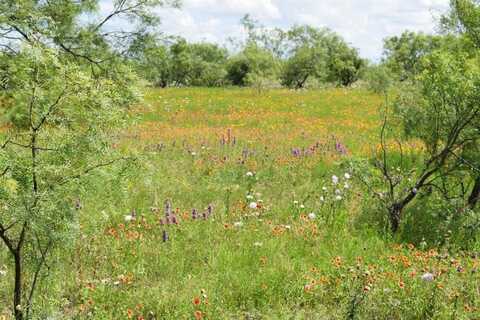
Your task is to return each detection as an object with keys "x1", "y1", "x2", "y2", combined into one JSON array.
[{"x1": 128, "y1": 15, "x2": 366, "y2": 89}]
